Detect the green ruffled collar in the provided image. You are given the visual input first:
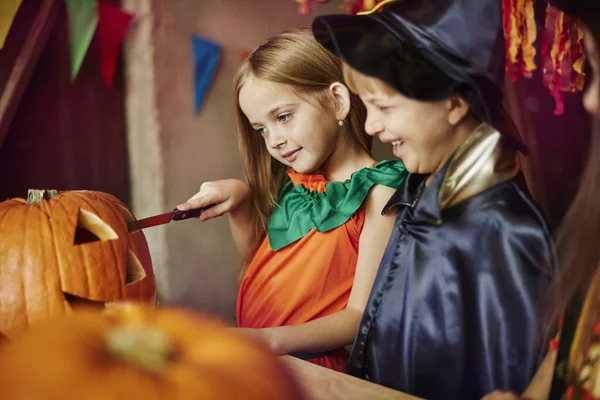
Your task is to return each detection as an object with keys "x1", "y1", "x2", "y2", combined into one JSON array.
[{"x1": 267, "y1": 160, "x2": 407, "y2": 251}]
